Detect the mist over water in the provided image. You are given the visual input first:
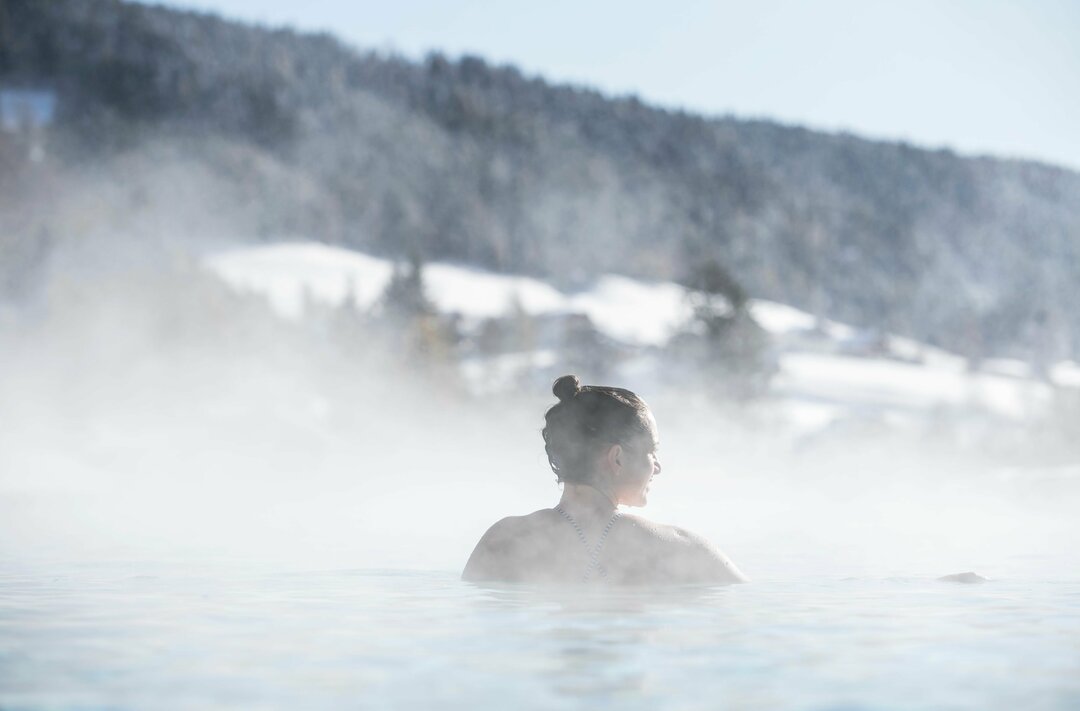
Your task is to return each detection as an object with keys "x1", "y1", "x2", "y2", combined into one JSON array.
[
  {"x1": 2, "y1": 224, "x2": 1077, "y2": 582},
  {"x1": 4, "y1": 303, "x2": 1079, "y2": 709}
]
